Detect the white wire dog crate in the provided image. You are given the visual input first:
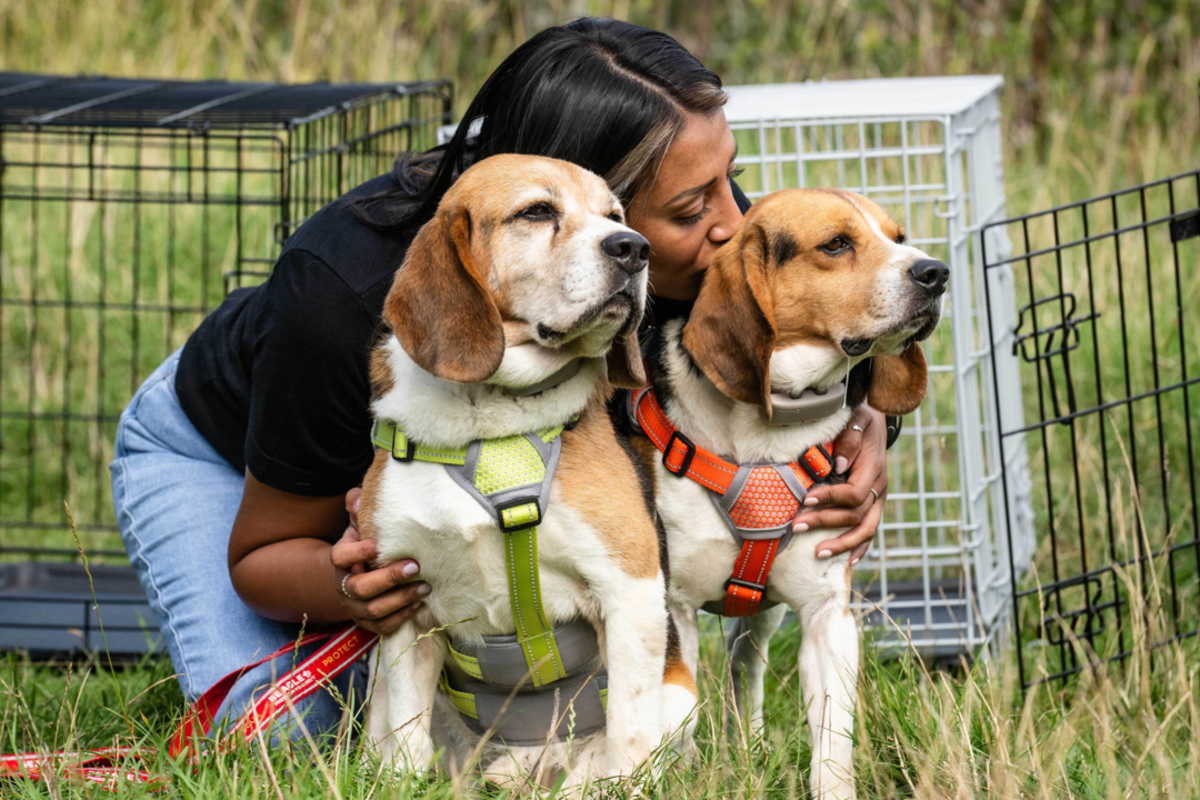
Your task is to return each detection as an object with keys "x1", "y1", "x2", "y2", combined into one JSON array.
[{"x1": 724, "y1": 76, "x2": 1036, "y2": 658}]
